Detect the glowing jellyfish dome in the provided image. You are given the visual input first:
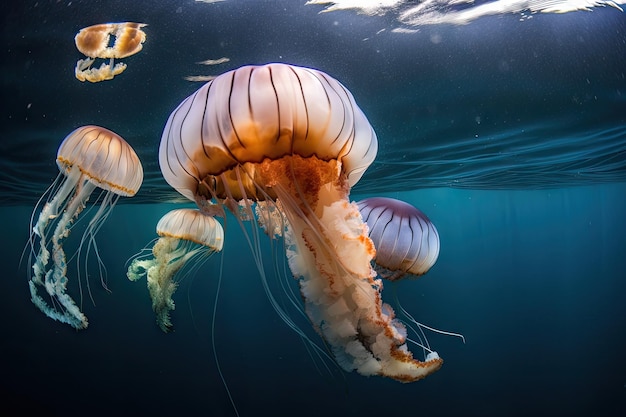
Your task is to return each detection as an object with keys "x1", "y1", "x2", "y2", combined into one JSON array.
[
  {"x1": 159, "y1": 63, "x2": 443, "y2": 382},
  {"x1": 127, "y1": 208, "x2": 224, "y2": 332},
  {"x1": 29, "y1": 125, "x2": 143, "y2": 329}
]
